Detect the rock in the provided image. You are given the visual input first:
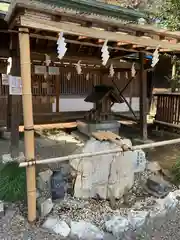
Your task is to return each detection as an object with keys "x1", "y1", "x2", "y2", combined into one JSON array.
[
  {"x1": 103, "y1": 233, "x2": 116, "y2": 240},
  {"x1": 37, "y1": 169, "x2": 53, "y2": 193},
  {"x1": 2, "y1": 152, "x2": 25, "y2": 164},
  {"x1": 128, "y1": 210, "x2": 149, "y2": 229},
  {"x1": 144, "y1": 175, "x2": 171, "y2": 197},
  {"x1": 159, "y1": 168, "x2": 172, "y2": 180},
  {"x1": 43, "y1": 217, "x2": 70, "y2": 237},
  {"x1": 1, "y1": 209, "x2": 16, "y2": 227},
  {"x1": 39, "y1": 169, "x2": 53, "y2": 184},
  {"x1": 105, "y1": 216, "x2": 129, "y2": 238},
  {"x1": 148, "y1": 190, "x2": 180, "y2": 229},
  {"x1": 70, "y1": 139, "x2": 146, "y2": 200},
  {"x1": 37, "y1": 197, "x2": 54, "y2": 217},
  {"x1": 147, "y1": 161, "x2": 161, "y2": 172},
  {"x1": 36, "y1": 189, "x2": 41, "y2": 199},
  {"x1": 23, "y1": 231, "x2": 36, "y2": 240},
  {"x1": 0, "y1": 201, "x2": 4, "y2": 217},
  {"x1": 70, "y1": 221, "x2": 104, "y2": 239},
  {"x1": 149, "y1": 205, "x2": 167, "y2": 229},
  {"x1": 2, "y1": 154, "x2": 13, "y2": 164}
]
